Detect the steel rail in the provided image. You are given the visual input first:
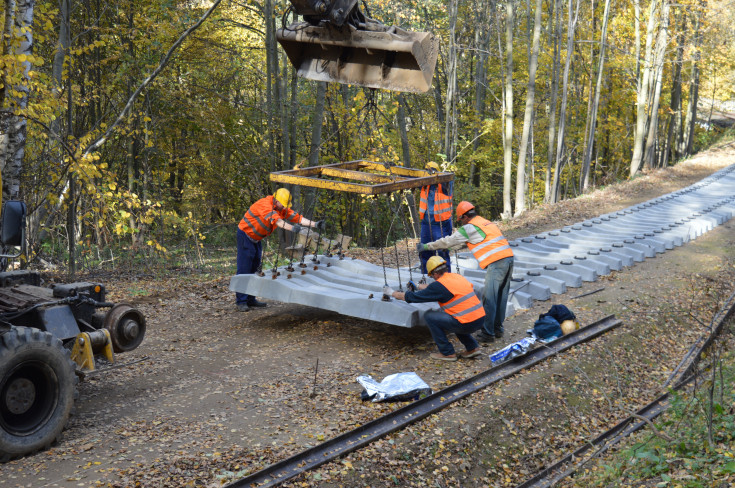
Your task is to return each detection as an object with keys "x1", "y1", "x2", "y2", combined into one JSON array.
[
  {"x1": 225, "y1": 315, "x2": 621, "y2": 488},
  {"x1": 515, "y1": 291, "x2": 735, "y2": 488}
]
